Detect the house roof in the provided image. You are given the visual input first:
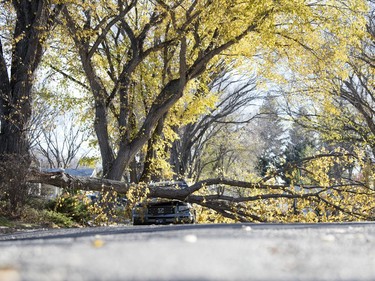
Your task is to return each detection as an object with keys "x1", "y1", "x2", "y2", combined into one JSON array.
[{"x1": 43, "y1": 168, "x2": 94, "y2": 177}]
